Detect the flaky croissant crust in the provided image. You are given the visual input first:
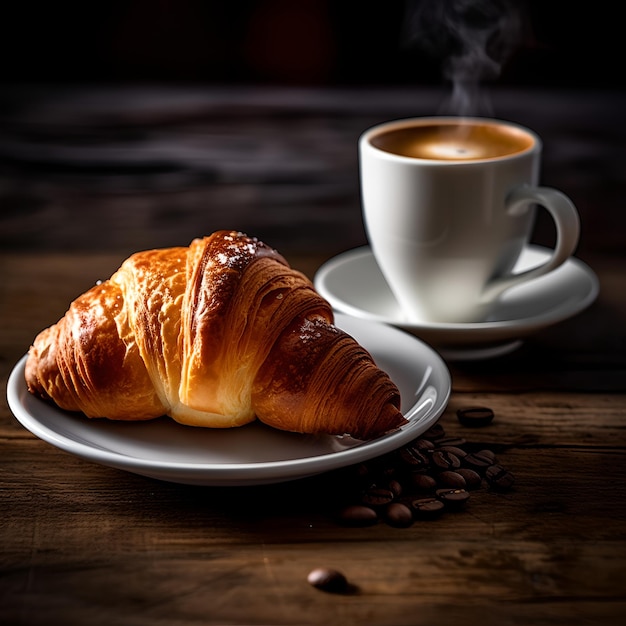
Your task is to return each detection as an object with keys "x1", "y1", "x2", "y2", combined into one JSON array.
[{"x1": 25, "y1": 231, "x2": 405, "y2": 439}]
